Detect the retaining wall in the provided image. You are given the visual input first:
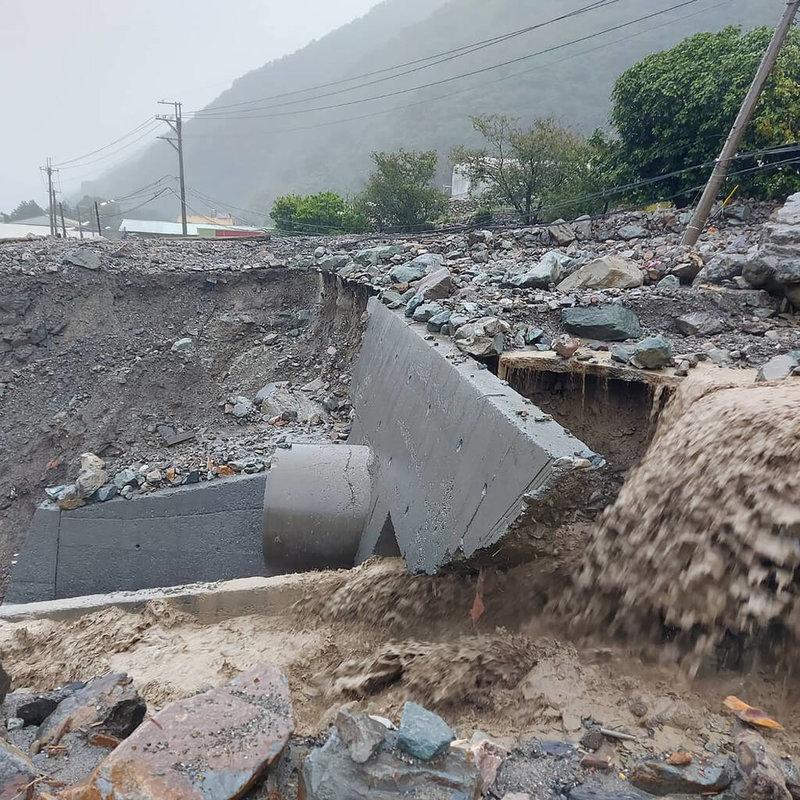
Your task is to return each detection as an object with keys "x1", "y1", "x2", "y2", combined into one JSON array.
[{"x1": 5, "y1": 474, "x2": 267, "y2": 603}]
